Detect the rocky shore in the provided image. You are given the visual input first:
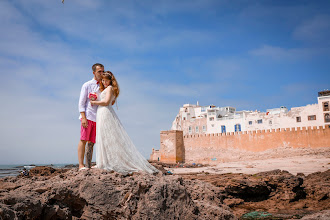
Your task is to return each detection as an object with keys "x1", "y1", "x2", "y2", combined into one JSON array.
[
  {"x1": 0, "y1": 166, "x2": 235, "y2": 219},
  {"x1": 182, "y1": 169, "x2": 330, "y2": 219},
  {"x1": 0, "y1": 165, "x2": 329, "y2": 219}
]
